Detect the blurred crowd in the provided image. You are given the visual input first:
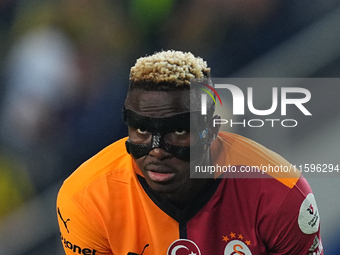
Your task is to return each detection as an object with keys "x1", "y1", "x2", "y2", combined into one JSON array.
[{"x1": 0, "y1": 0, "x2": 340, "y2": 254}]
